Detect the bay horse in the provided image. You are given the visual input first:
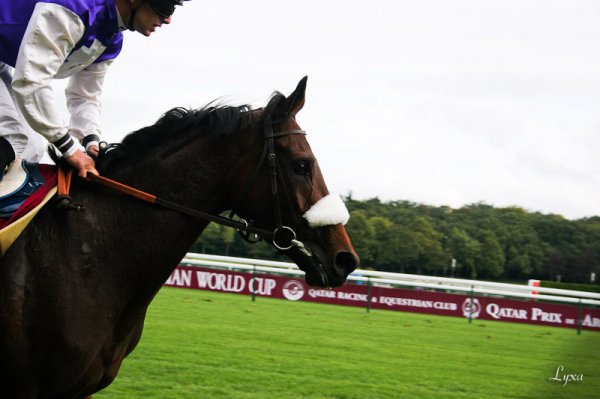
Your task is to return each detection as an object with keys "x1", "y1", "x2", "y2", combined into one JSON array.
[{"x1": 0, "y1": 77, "x2": 359, "y2": 398}]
